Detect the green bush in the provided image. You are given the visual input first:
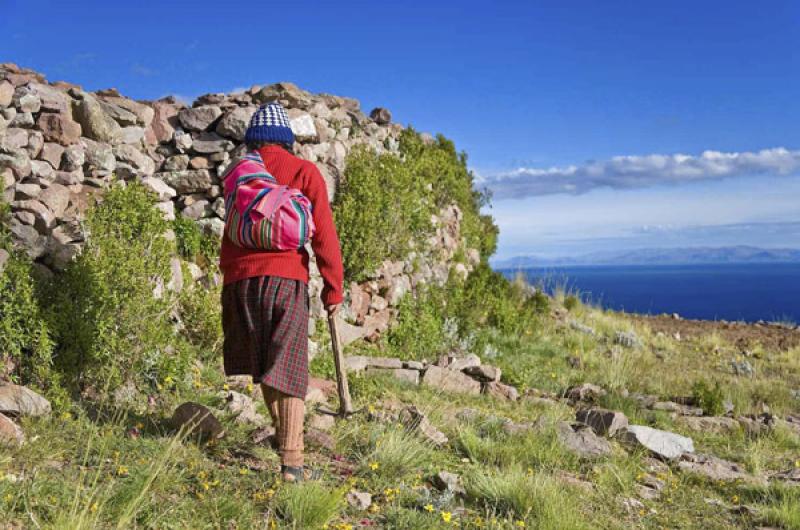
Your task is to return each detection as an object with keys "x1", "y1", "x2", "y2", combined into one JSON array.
[
  {"x1": 178, "y1": 281, "x2": 222, "y2": 362},
  {"x1": 692, "y1": 378, "x2": 727, "y2": 416},
  {"x1": 334, "y1": 129, "x2": 497, "y2": 281},
  {"x1": 173, "y1": 216, "x2": 219, "y2": 266},
  {"x1": 0, "y1": 200, "x2": 55, "y2": 389},
  {"x1": 47, "y1": 183, "x2": 190, "y2": 393}
]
